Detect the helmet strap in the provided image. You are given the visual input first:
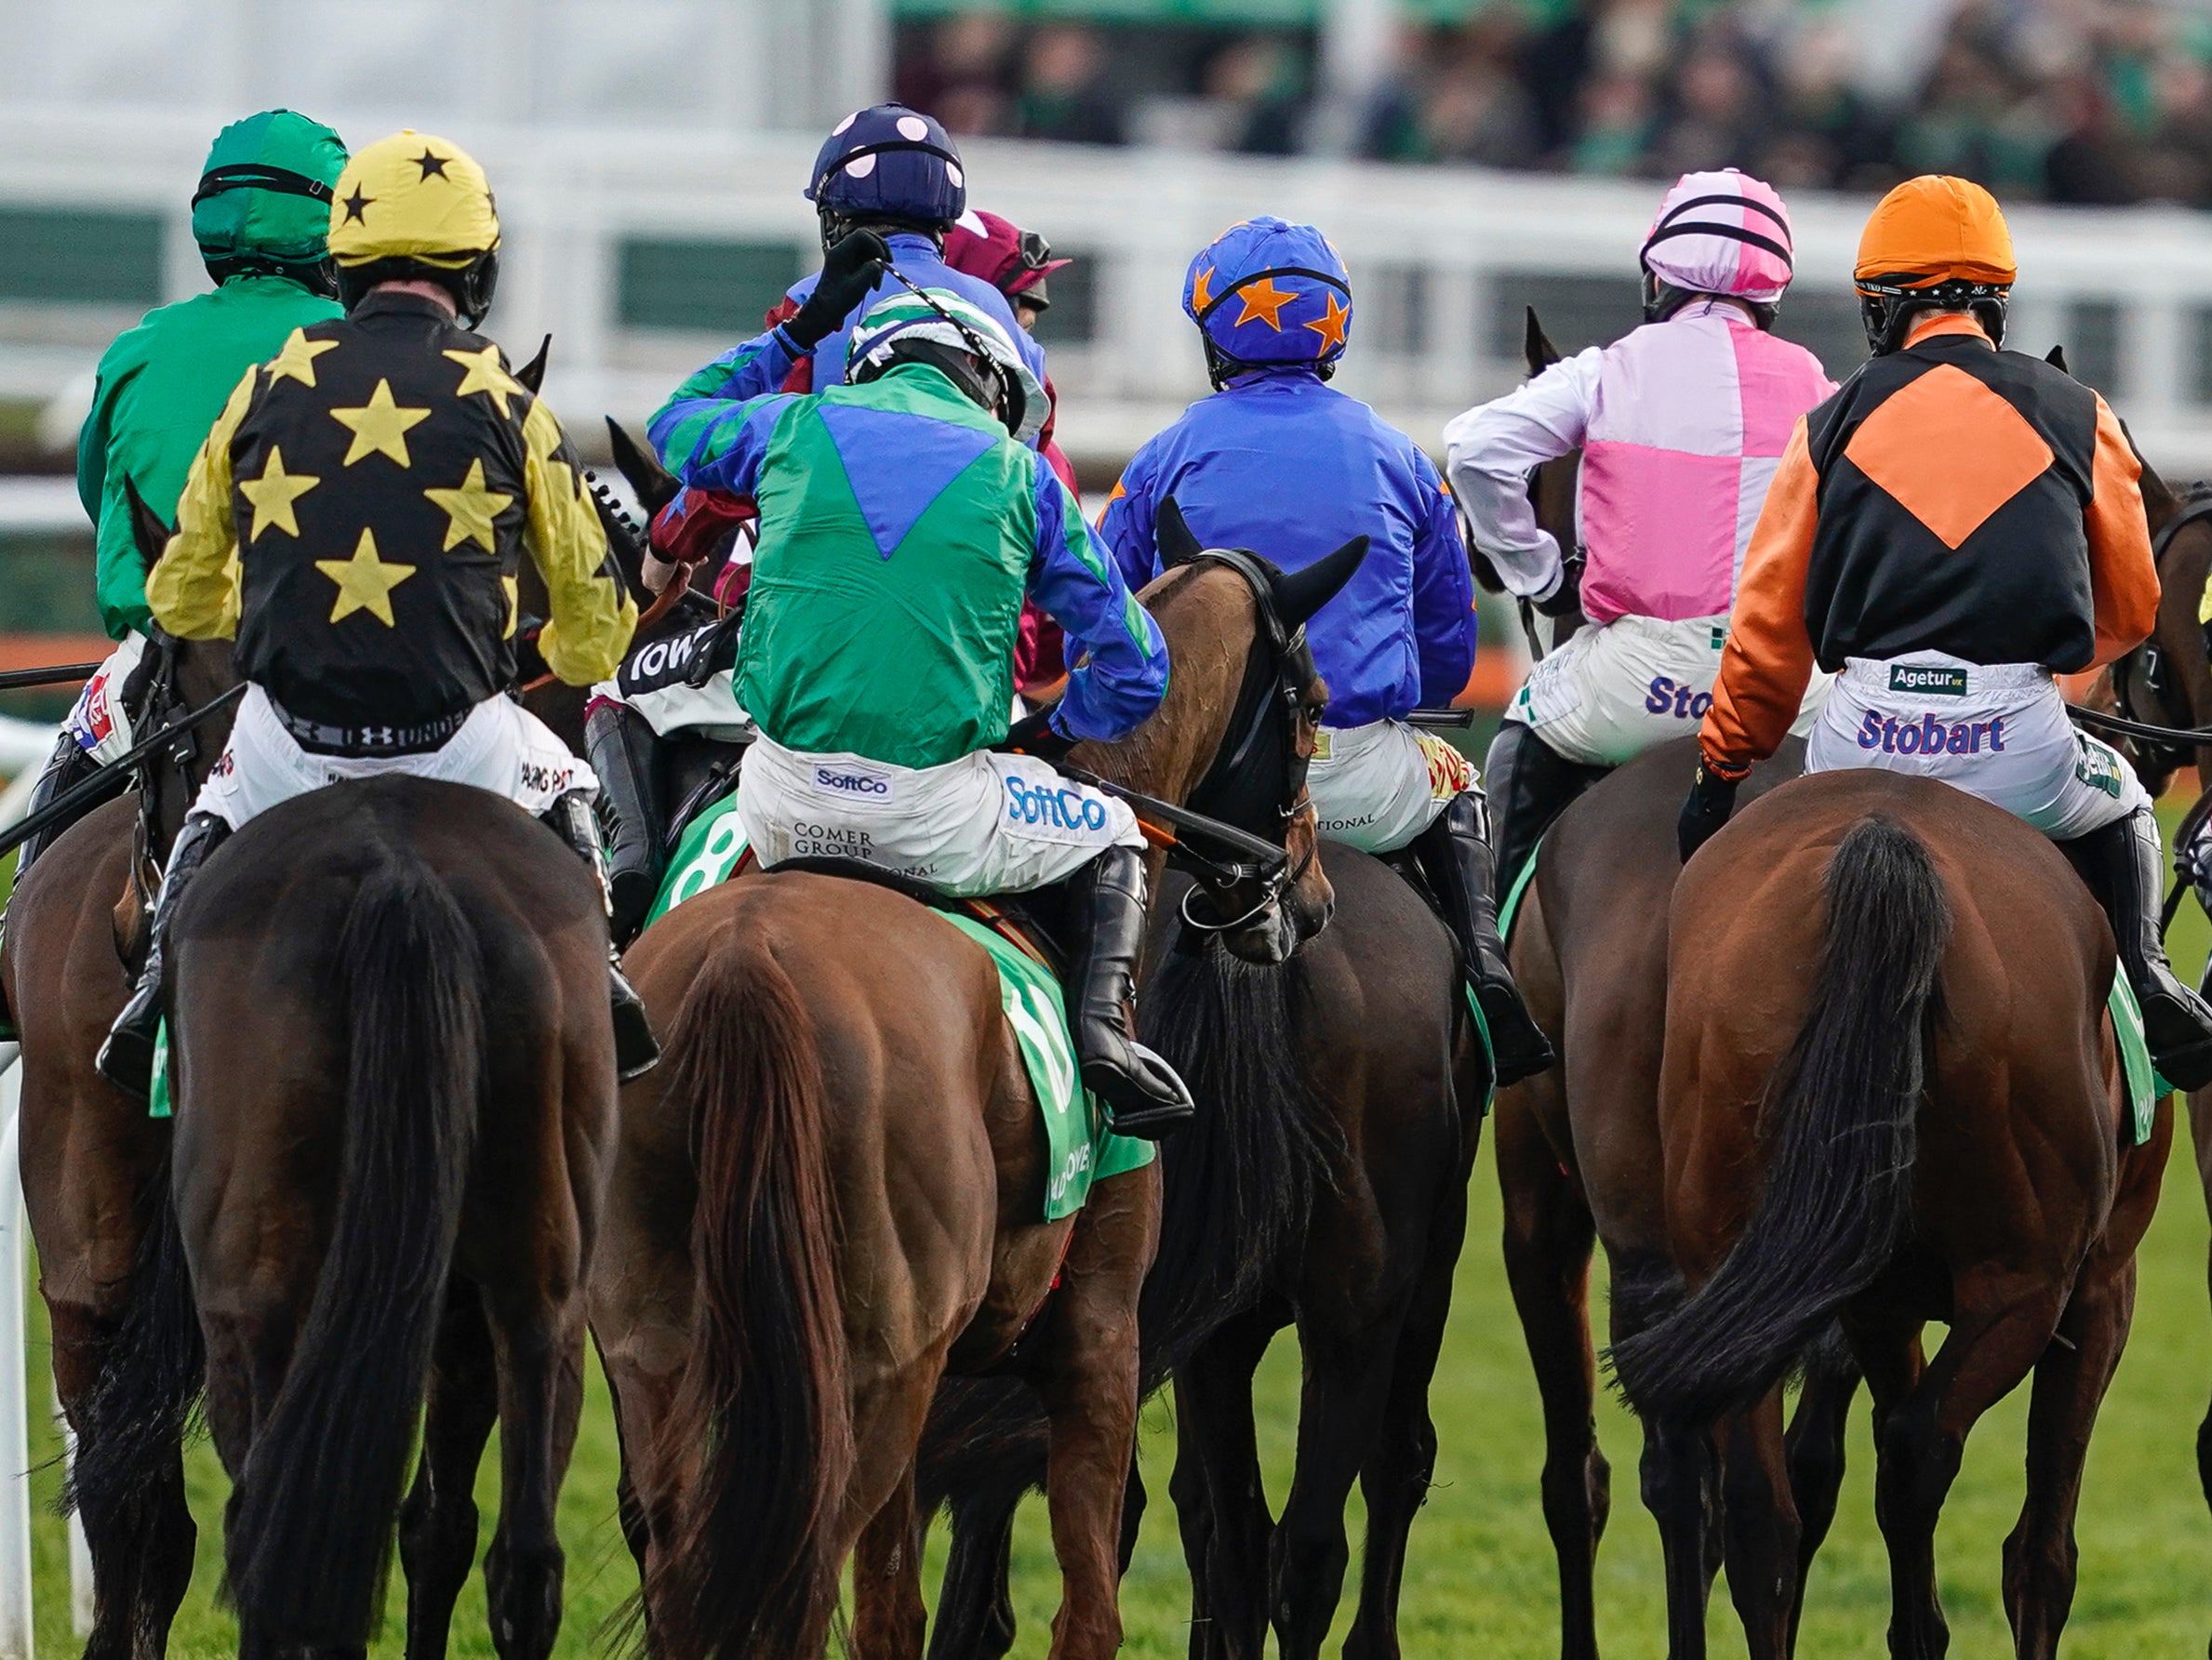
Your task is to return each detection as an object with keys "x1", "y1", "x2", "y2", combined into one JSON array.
[
  {"x1": 1858, "y1": 275, "x2": 2010, "y2": 355},
  {"x1": 820, "y1": 207, "x2": 945, "y2": 251},
  {"x1": 204, "y1": 253, "x2": 338, "y2": 299}
]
